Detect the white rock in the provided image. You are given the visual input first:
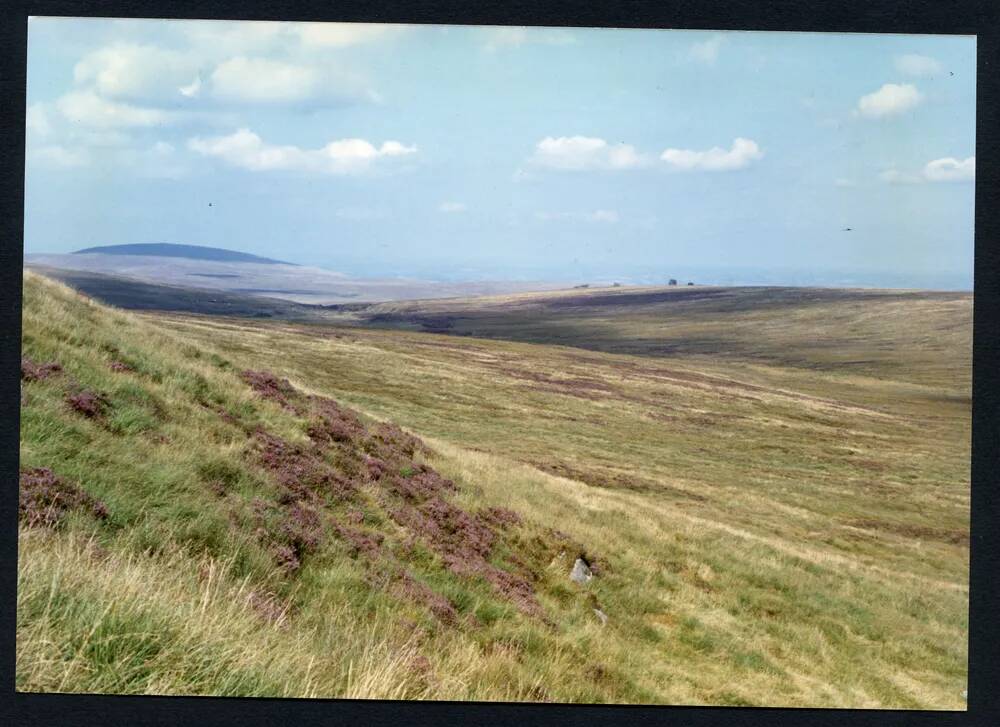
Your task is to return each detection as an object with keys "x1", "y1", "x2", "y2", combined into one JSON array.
[
  {"x1": 594, "y1": 608, "x2": 608, "y2": 626},
  {"x1": 569, "y1": 557, "x2": 593, "y2": 584}
]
